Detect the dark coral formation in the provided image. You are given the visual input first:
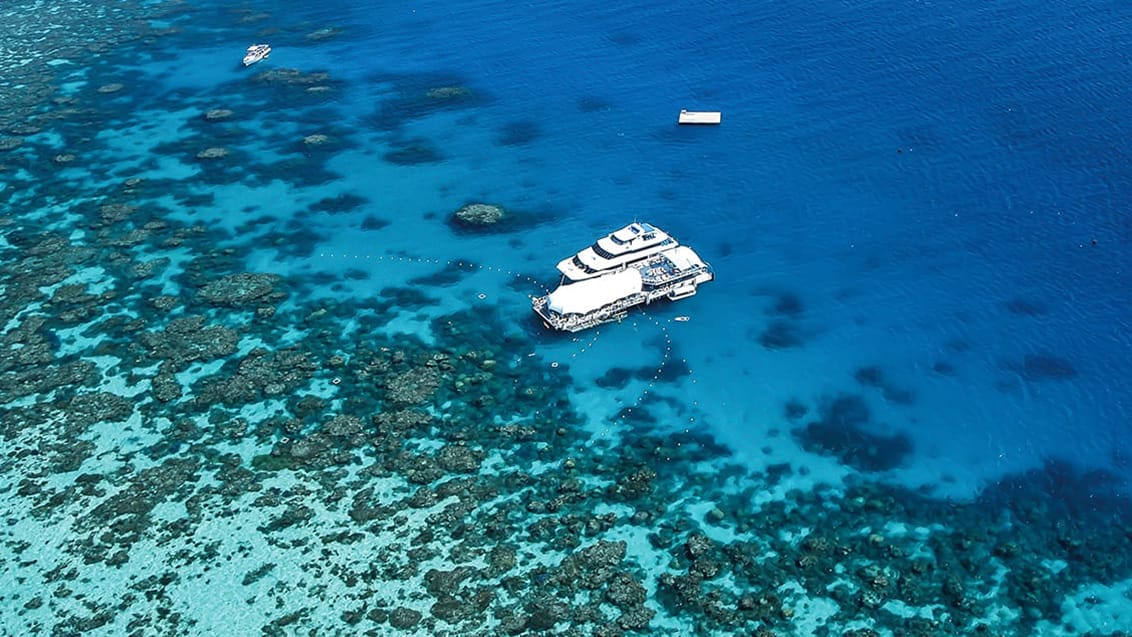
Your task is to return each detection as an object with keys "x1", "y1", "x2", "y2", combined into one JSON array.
[
  {"x1": 495, "y1": 120, "x2": 542, "y2": 146},
  {"x1": 1005, "y1": 297, "x2": 1049, "y2": 316},
  {"x1": 196, "y1": 272, "x2": 285, "y2": 308},
  {"x1": 756, "y1": 319, "x2": 806, "y2": 350},
  {"x1": 383, "y1": 137, "x2": 445, "y2": 165},
  {"x1": 1013, "y1": 353, "x2": 1078, "y2": 381},
  {"x1": 854, "y1": 365, "x2": 916, "y2": 405},
  {"x1": 793, "y1": 395, "x2": 913, "y2": 471}
]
